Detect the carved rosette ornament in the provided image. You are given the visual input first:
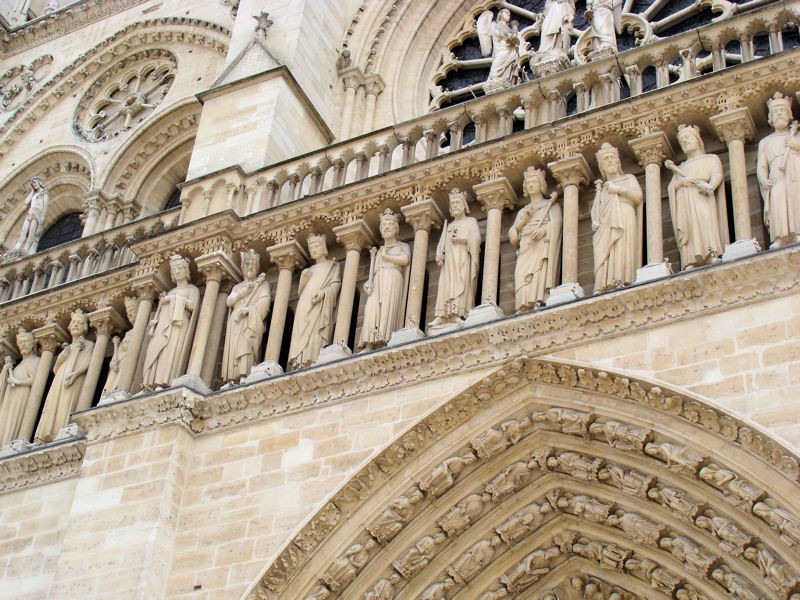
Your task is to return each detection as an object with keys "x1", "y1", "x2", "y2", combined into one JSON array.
[
  {"x1": 73, "y1": 49, "x2": 176, "y2": 142},
  {"x1": 0, "y1": 55, "x2": 52, "y2": 112}
]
